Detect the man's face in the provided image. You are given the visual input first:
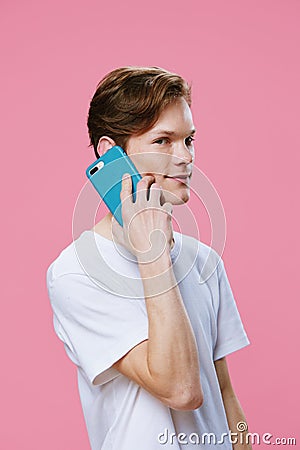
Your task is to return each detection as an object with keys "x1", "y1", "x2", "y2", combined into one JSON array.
[{"x1": 126, "y1": 97, "x2": 195, "y2": 205}]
